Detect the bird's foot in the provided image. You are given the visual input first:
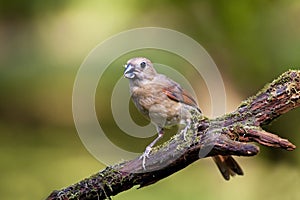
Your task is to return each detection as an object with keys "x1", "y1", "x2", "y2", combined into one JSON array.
[
  {"x1": 180, "y1": 122, "x2": 191, "y2": 141},
  {"x1": 179, "y1": 119, "x2": 192, "y2": 141},
  {"x1": 139, "y1": 146, "x2": 152, "y2": 170},
  {"x1": 180, "y1": 126, "x2": 188, "y2": 141}
]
